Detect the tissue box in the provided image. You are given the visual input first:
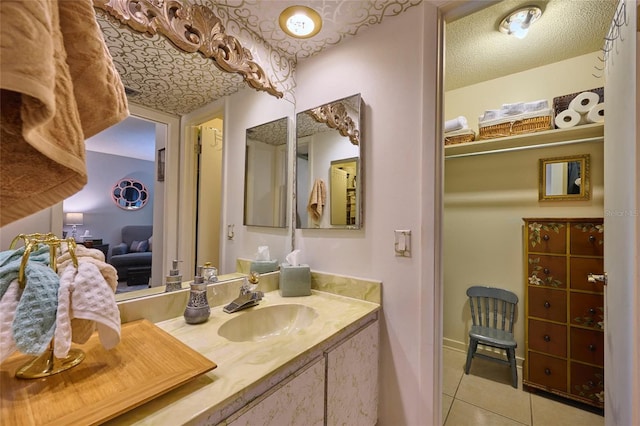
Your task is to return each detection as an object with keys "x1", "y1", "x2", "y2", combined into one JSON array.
[
  {"x1": 279, "y1": 263, "x2": 311, "y2": 297},
  {"x1": 250, "y1": 260, "x2": 279, "y2": 274}
]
